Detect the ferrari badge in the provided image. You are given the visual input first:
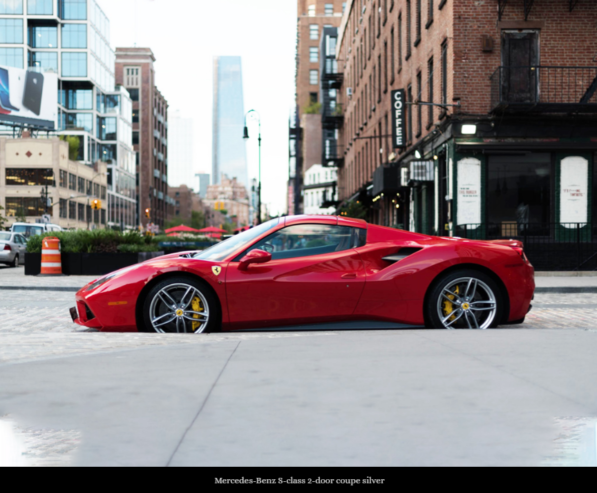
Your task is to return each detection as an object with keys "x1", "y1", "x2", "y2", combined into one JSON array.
[{"x1": 212, "y1": 266, "x2": 222, "y2": 276}]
